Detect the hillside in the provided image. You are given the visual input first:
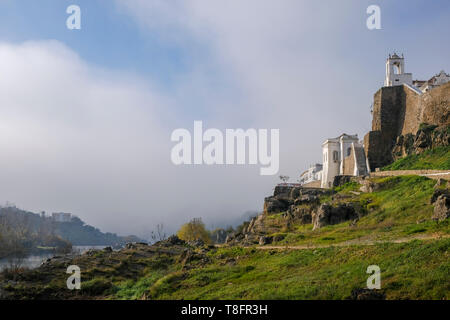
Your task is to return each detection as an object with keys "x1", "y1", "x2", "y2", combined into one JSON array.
[
  {"x1": 2, "y1": 170, "x2": 448, "y2": 300},
  {"x1": 0, "y1": 207, "x2": 141, "y2": 259},
  {"x1": 382, "y1": 145, "x2": 450, "y2": 171},
  {"x1": 237, "y1": 175, "x2": 449, "y2": 247},
  {"x1": 54, "y1": 216, "x2": 141, "y2": 246},
  {"x1": 1, "y1": 238, "x2": 448, "y2": 300}
]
